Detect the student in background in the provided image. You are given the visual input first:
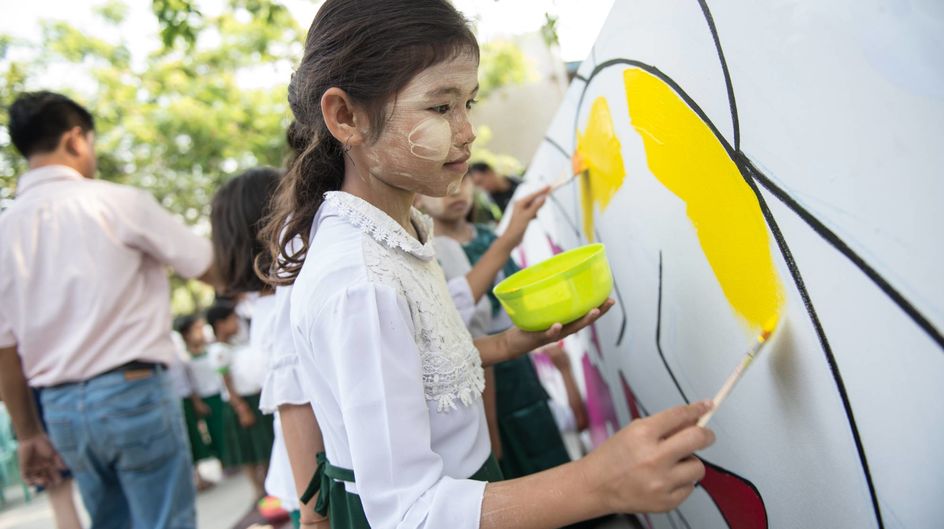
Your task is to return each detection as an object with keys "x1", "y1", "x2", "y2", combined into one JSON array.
[
  {"x1": 258, "y1": 2, "x2": 712, "y2": 527},
  {"x1": 418, "y1": 176, "x2": 575, "y2": 478},
  {"x1": 209, "y1": 166, "x2": 303, "y2": 525},
  {"x1": 0, "y1": 91, "x2": 212, "y2": 529},
  {"x1": 206, "y1": 301, "x2": 274, "y2": 502},
  {"x1": 174, "y1": 314, "x2": 224, "y2": 490},
  {"x1": 468, "y1": 161, "x2": 522, "y2": 217}
]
